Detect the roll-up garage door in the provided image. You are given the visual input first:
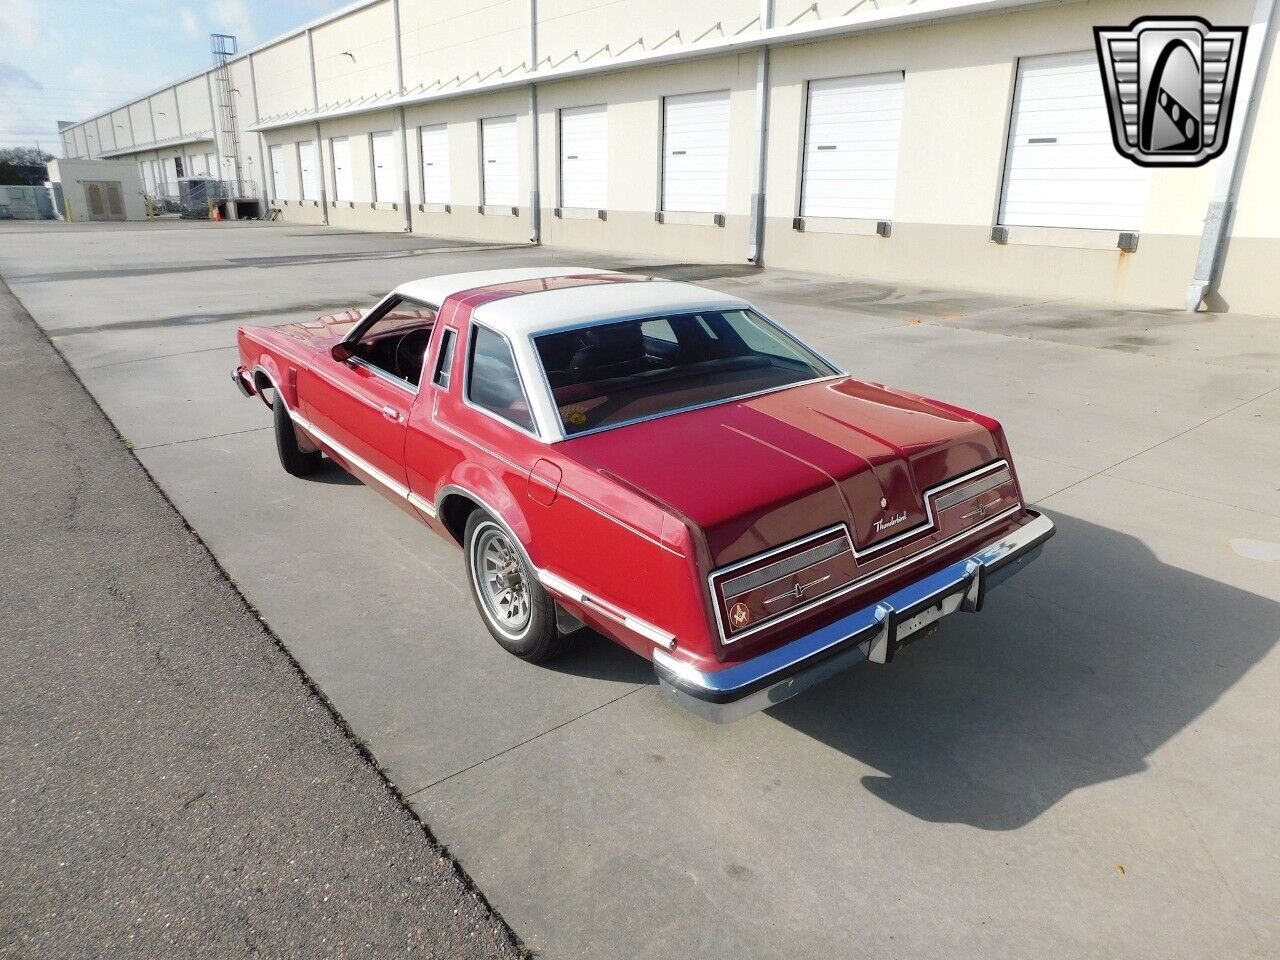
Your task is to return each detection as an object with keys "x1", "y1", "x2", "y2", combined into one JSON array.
[
  {"x1": 331, "y1": 137, "x2": 353, "y2": 202},
  {"x1": 371, "y1": 131, "x2": 397, "y2": 203},
  {"x1": 419, "y1": 125, "x2": 450, "y2": 204},
  {"x1": 269, "y1": 144, "x2": 288, "y2": 200},
  {"x1": 298, "y1": 141, "x2": 318, "y2": 201},
  {"x1": 560, "y1": 104, "x2": 607, "y2": 210},
  {"x1": 801, "y1": 72, "x2": 904, "y2": 221},
  {"x1": 1000, "y1": 51, "x2": 1152, "y2": 230},
  {"x1": 481, "y1": 115, "x2": 518, "y2": 207},
  {"x1": 662, "y1": 90, "x2": 730, "y2": 214}
]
